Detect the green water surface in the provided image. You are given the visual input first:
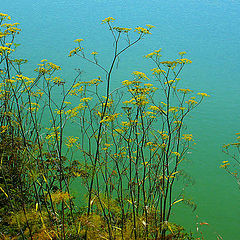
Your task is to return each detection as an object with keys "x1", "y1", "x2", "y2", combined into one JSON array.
[{"x1": 1, "y1": 0, "x2": 240, "y2": 239}]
